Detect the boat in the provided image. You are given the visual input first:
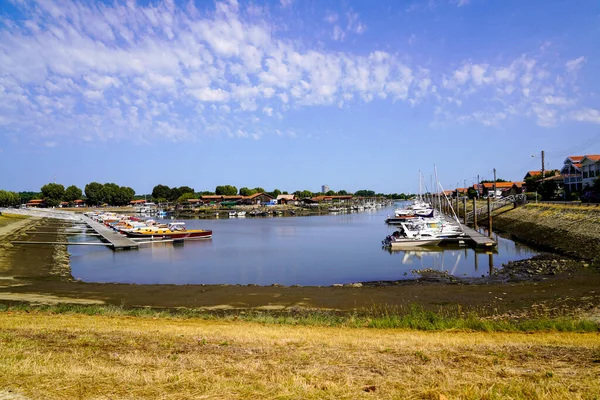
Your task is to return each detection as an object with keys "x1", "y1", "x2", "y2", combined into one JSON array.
[
  {"x1": 382, "y1": 230, "x2": 442, "y2": 248},
  {"x1": 125, "y1": 222, "x2": 212, "y2": 240}
]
